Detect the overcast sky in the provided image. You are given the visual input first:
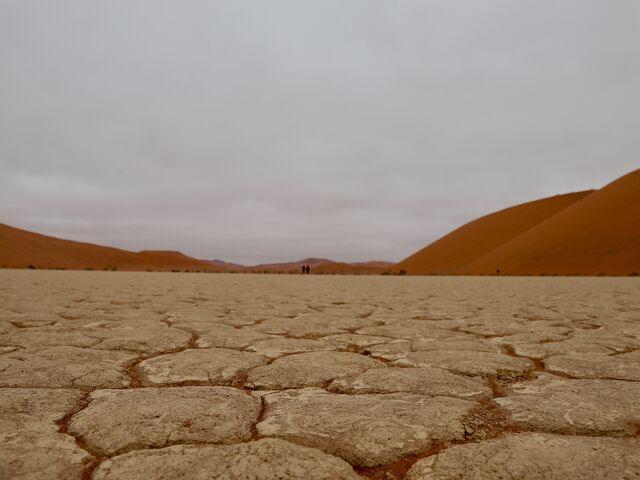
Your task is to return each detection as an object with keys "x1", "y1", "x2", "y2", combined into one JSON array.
[{"x1": 1, "y1": 1, "x2": 639, "y2": 264}]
